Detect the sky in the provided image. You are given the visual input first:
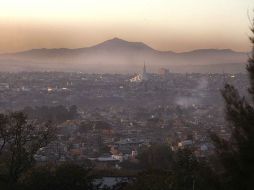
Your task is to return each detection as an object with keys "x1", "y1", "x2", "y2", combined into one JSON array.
[{"x1": 0, "y1": 0, "x2": 253, "y2": 53}]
